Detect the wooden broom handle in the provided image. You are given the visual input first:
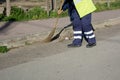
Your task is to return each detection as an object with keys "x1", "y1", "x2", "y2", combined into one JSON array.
[{"x1": 54, "y1": 0, "x2": 64, "y2": 28}]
